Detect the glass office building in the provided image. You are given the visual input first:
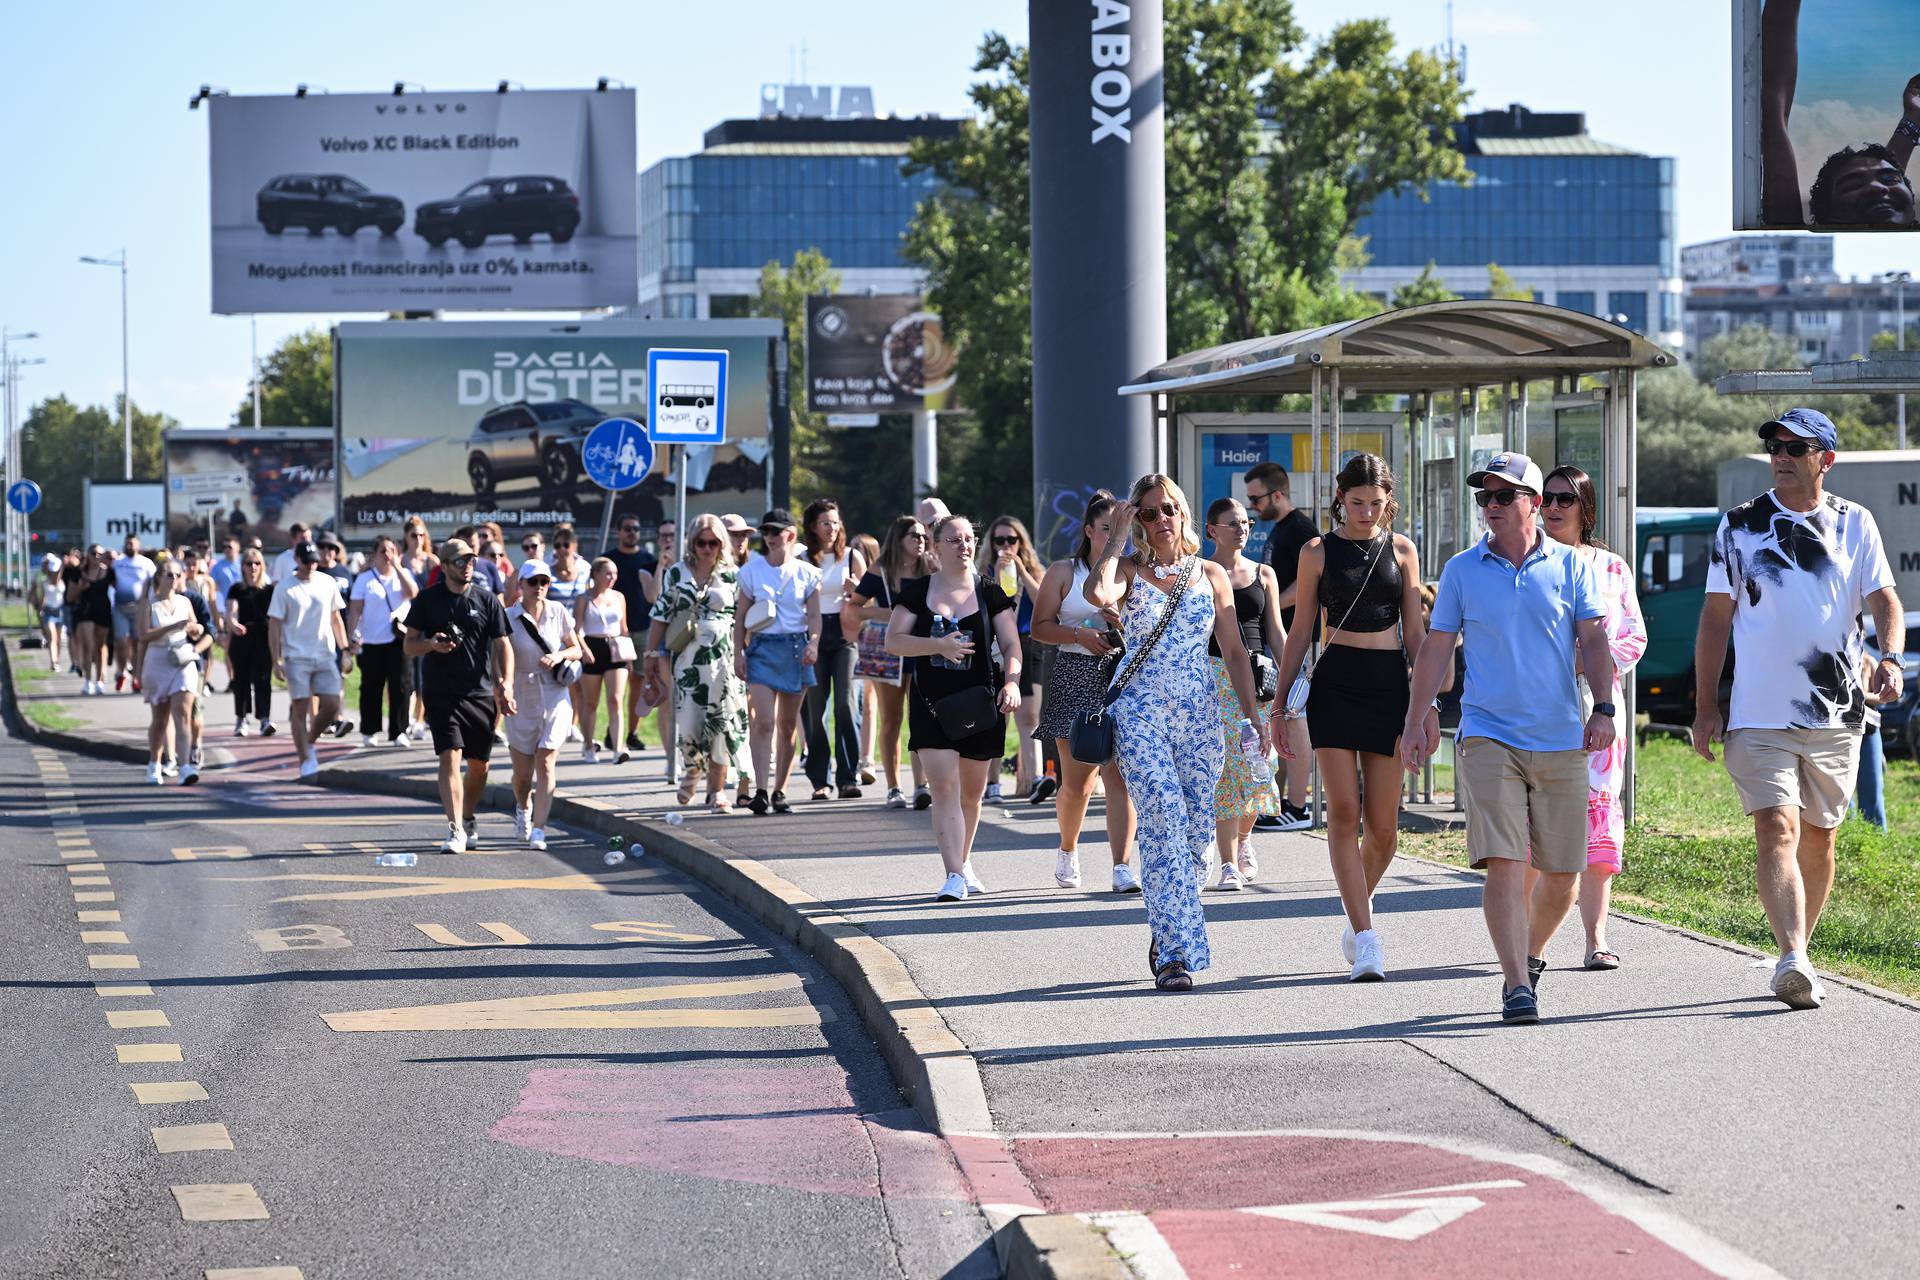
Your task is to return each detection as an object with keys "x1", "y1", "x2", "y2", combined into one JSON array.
[
  {"x1": 1343, "y1": 105, "x2": 1682, "y2": 348},
  {"x1": 638, "y1": 116, "x2": 958, "y2": 319}
]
